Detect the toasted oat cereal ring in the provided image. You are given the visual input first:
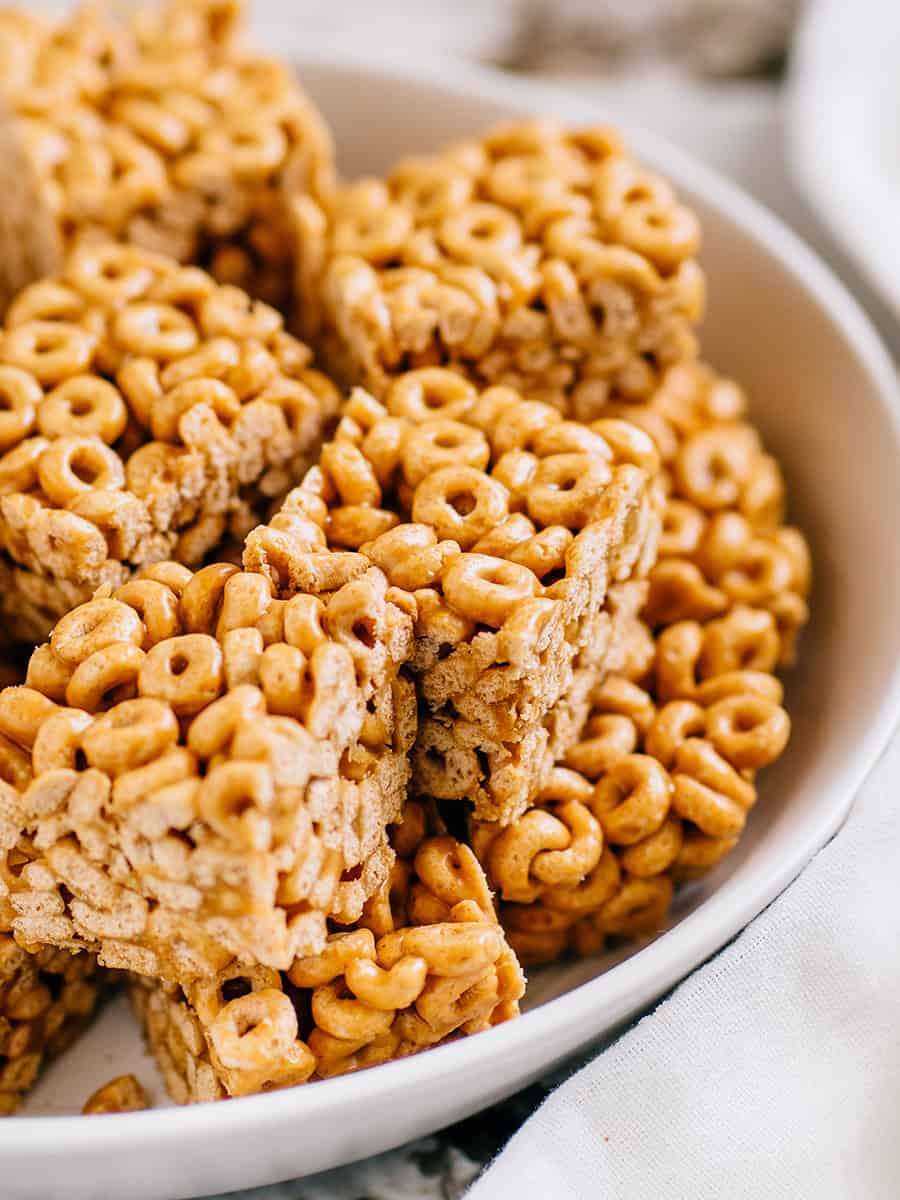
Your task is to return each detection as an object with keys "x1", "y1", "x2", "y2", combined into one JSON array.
[
  {"x1": 538, "y1": 846, "x2": 622, "y2": 917},
  {"x1": 344, "y1": 955, "x2": 428, "y2": 1012},
  {"x1": 288, "y1": 930, "x2": 378, "y2": 989},
  {"x1": 619, "y1": 814, "x2": 683, "y2": 878},
  {"x1": 311, "y1": 981, "x2": 395, "y2": 1042},
  {"x1": 378, "y1": 921, "x2": 503, "y2": 978},
  {"x1": 209, "y1": 989, "x2": 308, "y2": 1072},
  {"x1": 112, "y1": 302, "x2": 199, "y2": 360},
  {"x1": 699, "y1": 606, "x2": 780, "y2": 677},
  {"x1": 704, "y1": 694, "x2": 790, "y2": 771},
  {"x1": 598, "y1": 873, "x2": 673, "y2": 938},
  {"x1": 401, "y1": 420, "x2": 490, "y2": 487},
  {"x1": 36, "y1": 436, "x2": 125, "y2": 505},
  {"x1": 63, "y1": 244, "x2": 160, "y2": 306},
  {"x1": 388, "y1": 368, "x2": 478, "y2": 424},
  {"x1": 139, "y1": 634, "x2": 224, "y2": 716},
  {"x1": 197, "y1": 759, "x2": 274, "y2": 851},
  {"x1": 0, "y1": 685, "x2": 58, "y2": 750},
  {"x1": 0, "y1": 436, "x2": 49, "y2": 494},
  {"x1": 412, "y1": 465, "x2": 509, "y2": 548},
  {"x1": 644, "y1": 700, "x2": 706, "y2": 768},
  {"x1": 51, "y1": 598, "x2": 145, "y2": 665},
  {"x1": 526, "y1": 452, "x2": 611, "y2": 529},
  {"x1": 113, "y1": 579, "x2": 182, "y2": 646},
  {"x1": 32, "y1": 707, "x2": 93, "y2": 774},
  {"x1": 37, "y1": 376, "x2": 128, "y2": 444},
  {"x1": 180, "y1": 563, "x2": 241, "y2": 634},
  {"x1": 590, "y1": 754, "x2": 672, "y2": 846},
  {"x1": 3, "y1": 321, "x2": 96, "y2": 385},
  {"x1": 80, "y1": 697, "x2": 179, "y2": 774},
  {"x1": 441, "y1": 552, "x2": 540, "y2": 627},
  {"x1": 65, "y1": 643, "x2": 146, "y2": 712},
  {"x1": 0, "y1": 366, "x2": 41, "y2": 450},
  {"x1": 563, "y1": 713, "x2": 639, "y2": 778}
]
